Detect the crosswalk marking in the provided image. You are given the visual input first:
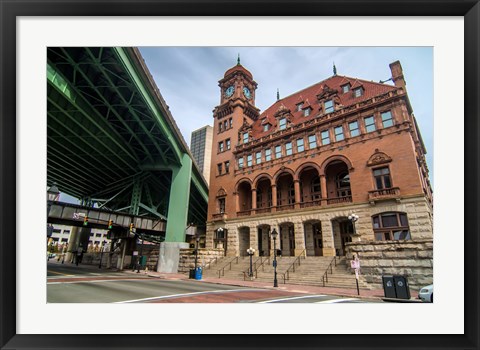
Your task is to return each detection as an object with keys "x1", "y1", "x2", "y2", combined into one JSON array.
[
  {"x1": 115, "y1": 288, "x2": 268, "y2": 303},
  {"x1": 315, "y1": 298, "x2": 358, "y2": 303},
  {"x1": 257, "y1": 295, "x2": 327, "y2": 303}
]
